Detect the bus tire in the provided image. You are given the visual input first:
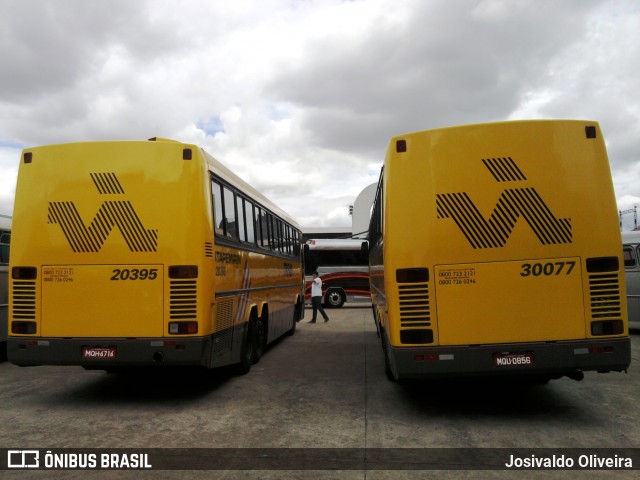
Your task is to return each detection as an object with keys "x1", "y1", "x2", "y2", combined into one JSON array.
[
  {"x1": 236, "y1": 321, "x2": 256, "y2": 375},
  {"x1": 287, "y1": 302, "x2": 300, "y2": 336},
  {"x1": 382, "y1": 332, "x2": 398, "y2": 382},
  {"x1": 372, "y1": 306, "x2": 381, "y2": 339},
  {"x1": 384, "y1": 351, "x2": 396, "y2": 382},
  {"x1": 253, "y1": 316, "x2": 265, "y2": 364},
  {"x1": 324, "y1": 288, "x2": 345, "y2": 308}
]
